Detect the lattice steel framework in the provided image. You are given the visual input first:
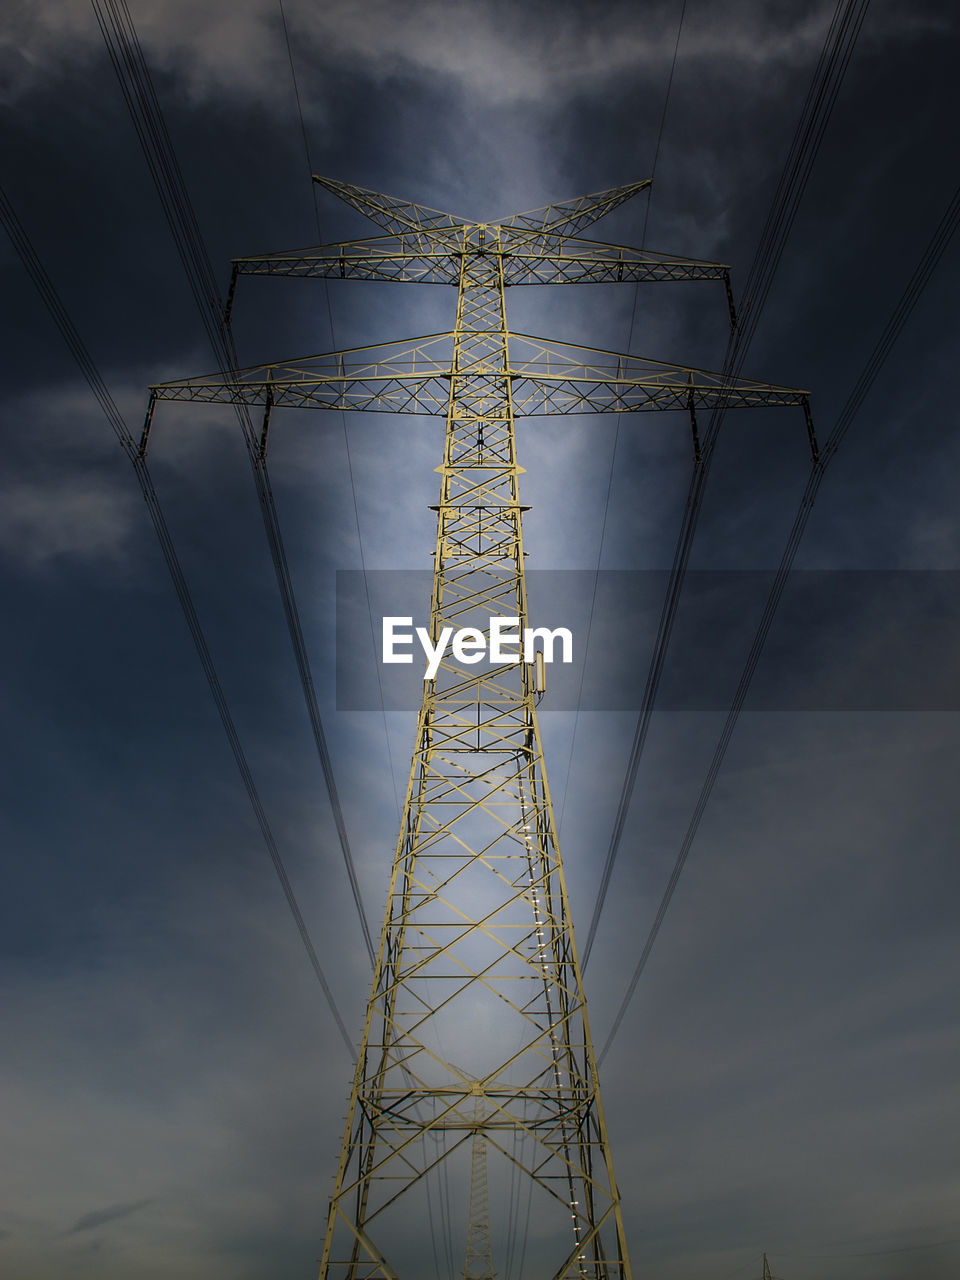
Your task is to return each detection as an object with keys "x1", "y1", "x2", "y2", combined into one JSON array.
[{"x1": 144, "y1": 178, "x2": 812, "y2": 1280}]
